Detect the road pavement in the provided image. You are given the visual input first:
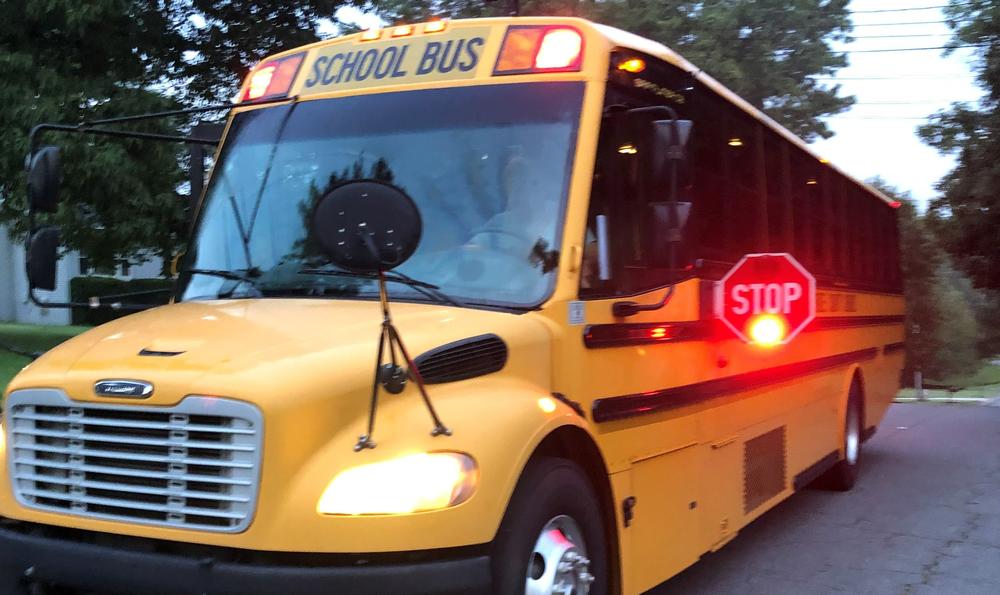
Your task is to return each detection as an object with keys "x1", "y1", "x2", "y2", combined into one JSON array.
[{"x1": 648, "y1": 402, "x2": 1000, "y2": 595}]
